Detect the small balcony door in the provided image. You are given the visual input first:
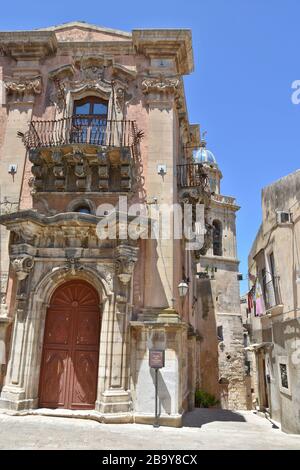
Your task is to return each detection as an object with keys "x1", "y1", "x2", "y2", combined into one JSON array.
[{"x1": 72, "y1": 97, "x2": 108, "y2": 145}]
